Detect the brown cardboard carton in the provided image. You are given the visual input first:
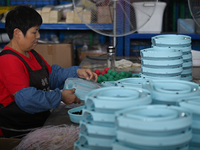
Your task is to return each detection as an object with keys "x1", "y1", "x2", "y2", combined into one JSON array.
[
  {"x1": 78, "y1": 47, "x2": 107, "y2": 64},
  {"x1": 97, "y1": 6, "x2": 113, "y2": 24},
  {"x1": 35, "y1": 43, "x2": 74, "y2": 68},
  {"x1": 41, "y1": 12, "x2": 50, "y2": 23},
  {"x1": 66, "y1": 11, "x2": 74, "y2": 23},
  {"x1": 49, "y1": 10, "x2": 62, "y2": 23},
  {"x1": 83, "y1": 10, "x2": 92, "y2": 24}
]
